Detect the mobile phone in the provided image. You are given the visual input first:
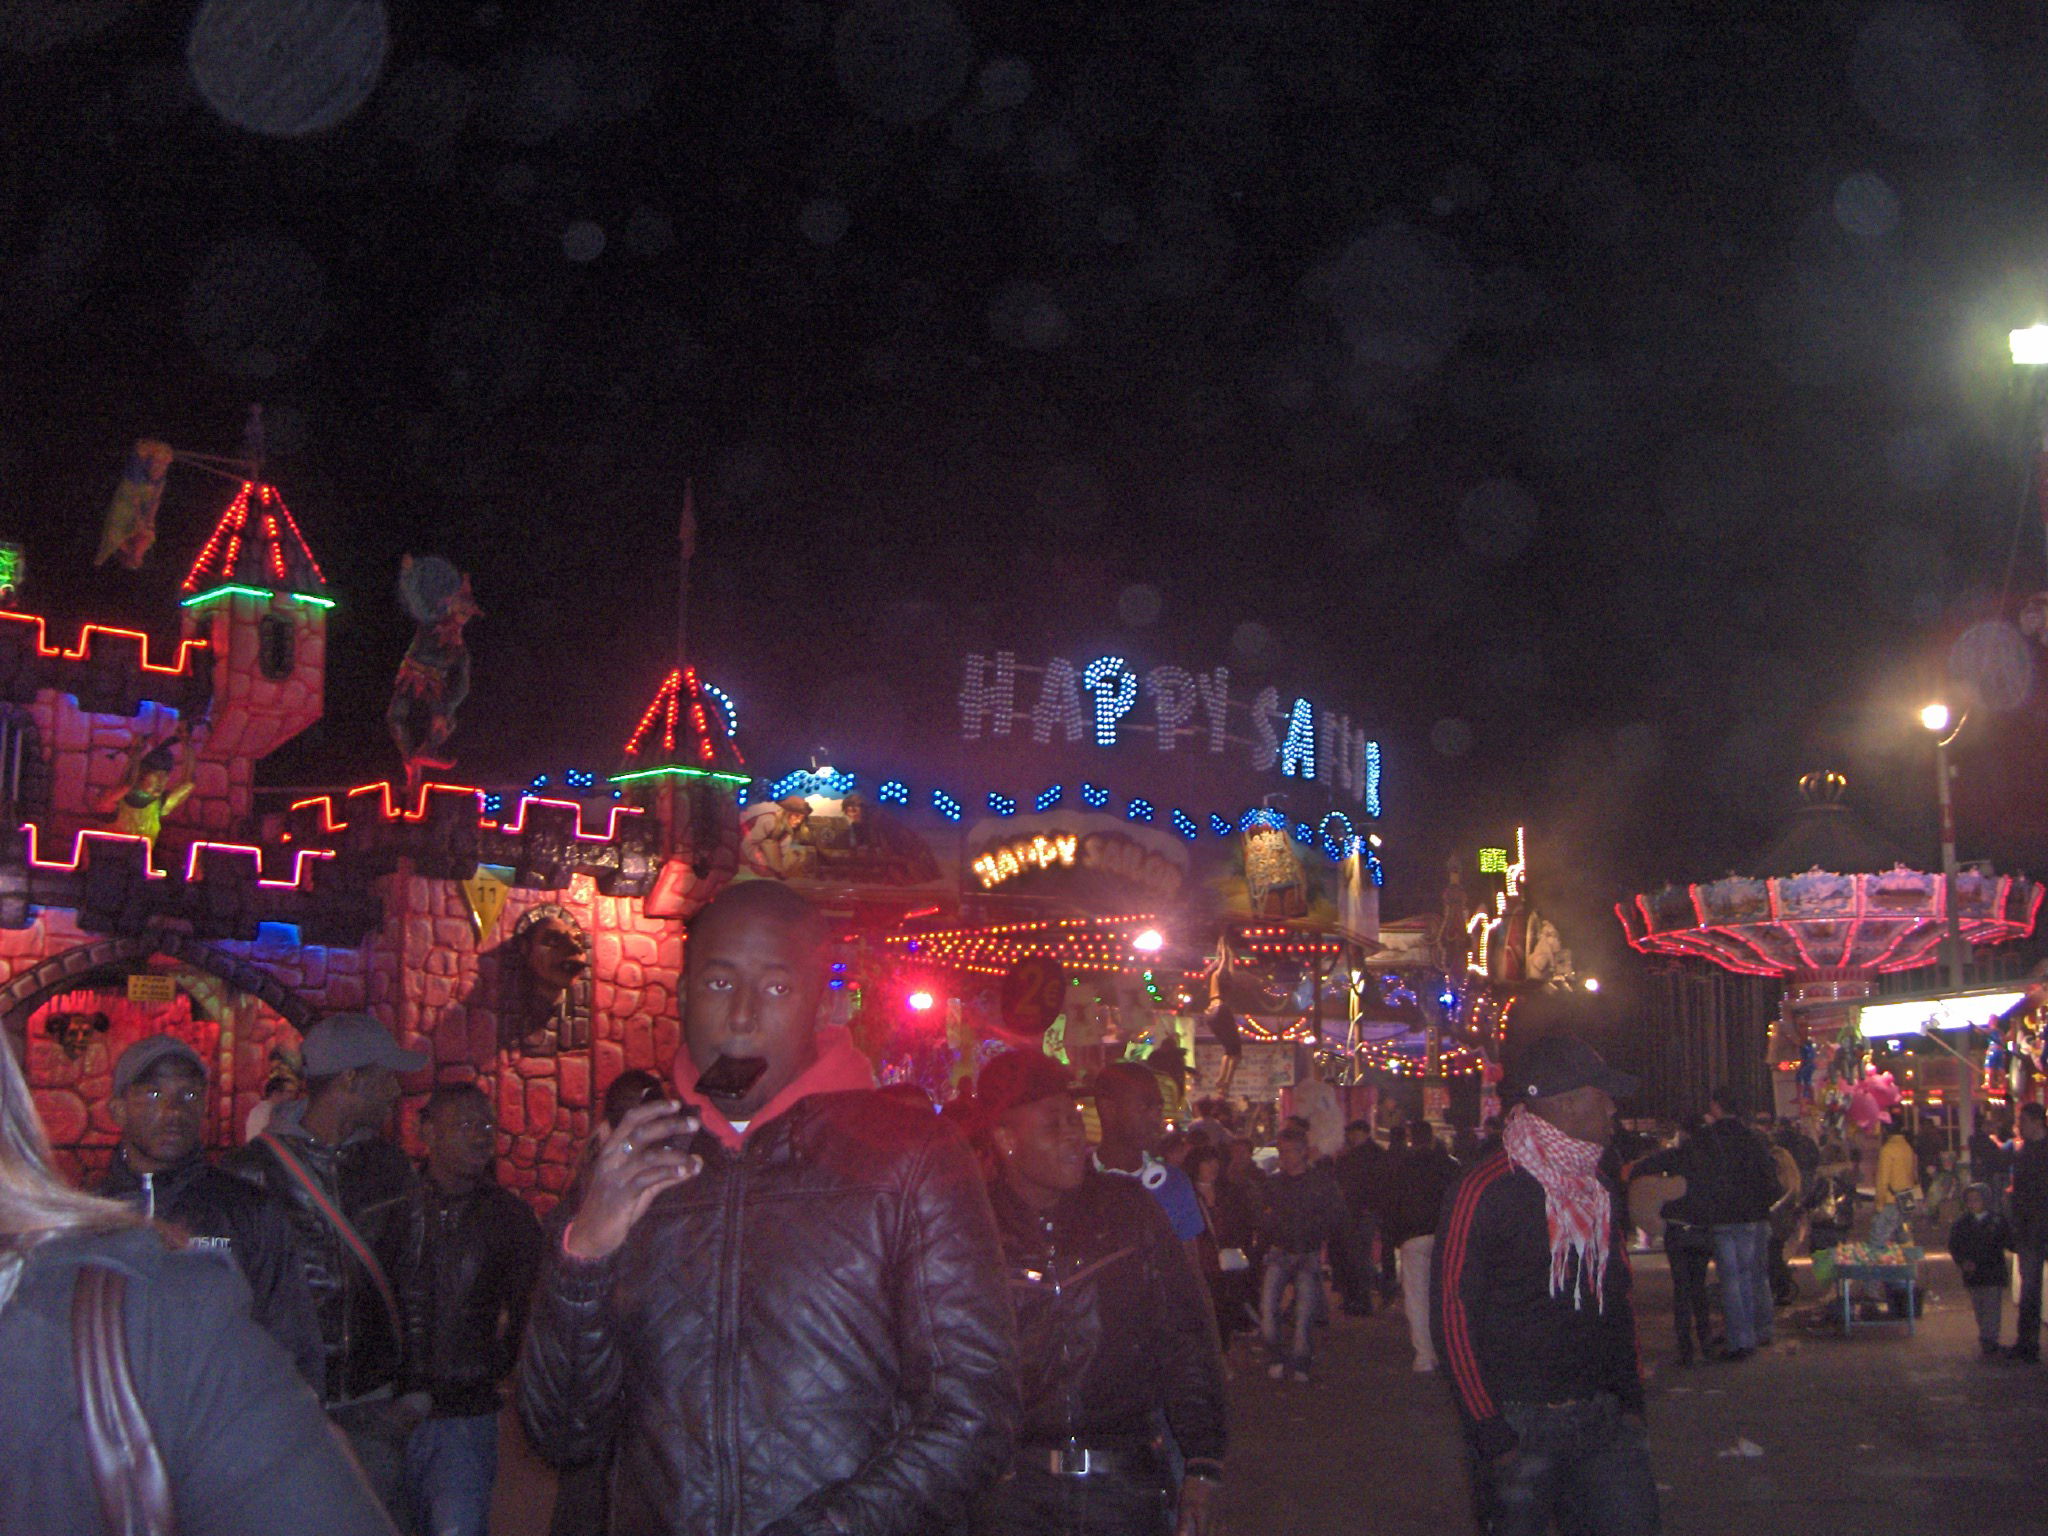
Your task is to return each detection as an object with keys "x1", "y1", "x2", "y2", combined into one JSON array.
[{"x1": 695, "y1": 1055, "x2": 769, "y2": 1100}]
